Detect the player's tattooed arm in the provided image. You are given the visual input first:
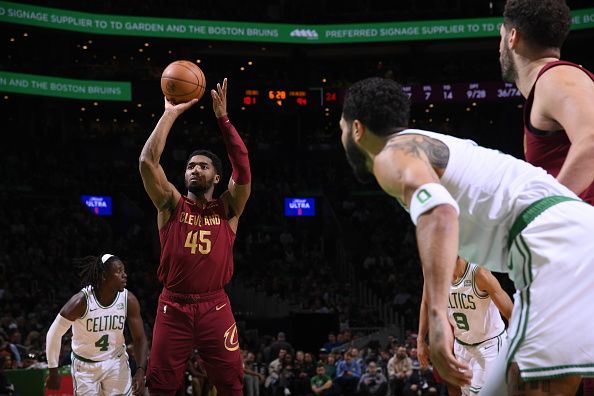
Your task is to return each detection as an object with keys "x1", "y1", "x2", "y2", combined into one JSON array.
[
  {"x1": 374, "y1": 135, "x2": 447, "y2": 206},
  {"x1": 385, "y1": 135, "x2": 450, "y2": 170}
]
